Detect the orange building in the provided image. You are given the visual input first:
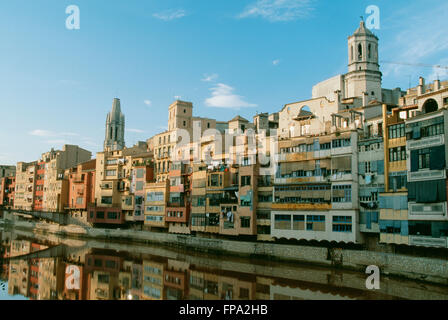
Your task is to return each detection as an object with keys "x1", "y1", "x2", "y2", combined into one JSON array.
[
  {"x1": 34, "y1": 162, "x2": 45, "y2": 211},
  {"x1": 67, "y1": 159, "x2": 96, "y2": 221},
  {"x1": 0, "y1": 176, "x2": 16, "y2": 208}
]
